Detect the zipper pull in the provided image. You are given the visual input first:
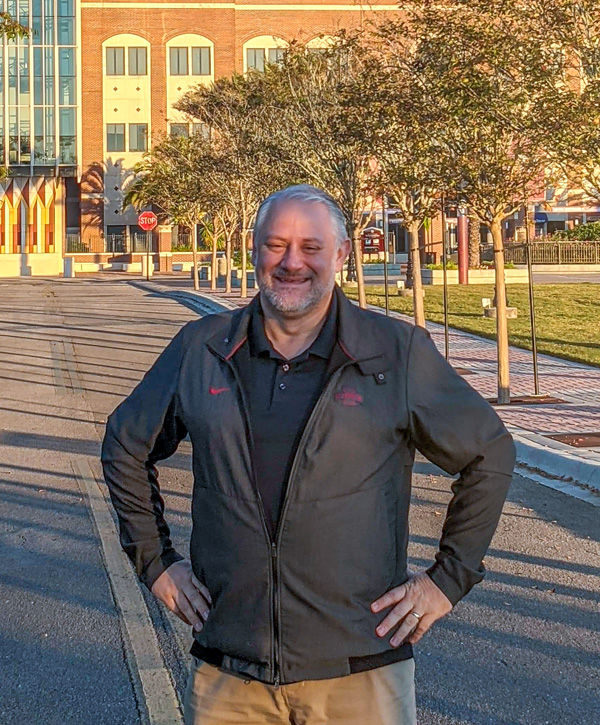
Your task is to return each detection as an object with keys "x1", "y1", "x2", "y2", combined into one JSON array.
[
  {"x1": 274, "y1": 672, "x2": 280, "y2": 688},
  {"x1": 271, "y1": 542, "x2": 277, "y2": 559}
]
